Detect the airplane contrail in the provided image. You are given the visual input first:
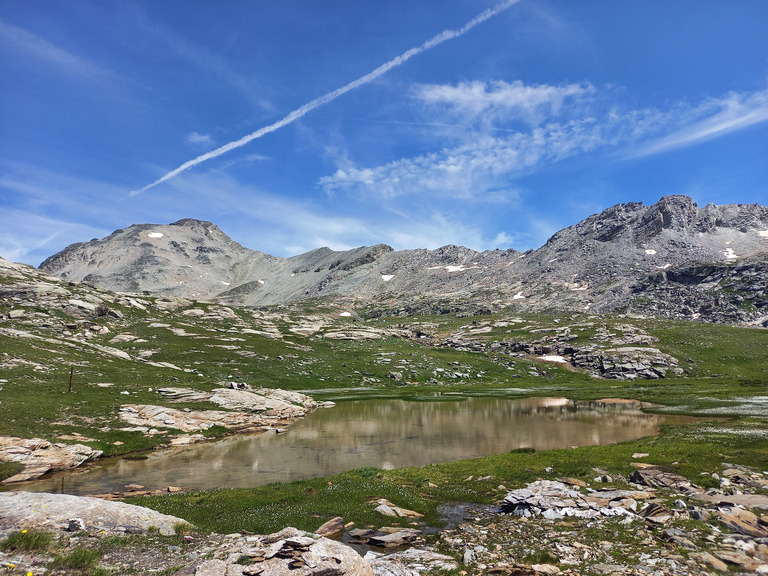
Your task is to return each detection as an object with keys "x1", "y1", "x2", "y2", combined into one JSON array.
[{"x1": 132, "y1": 0, "x2": 522, "y2": 195}]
